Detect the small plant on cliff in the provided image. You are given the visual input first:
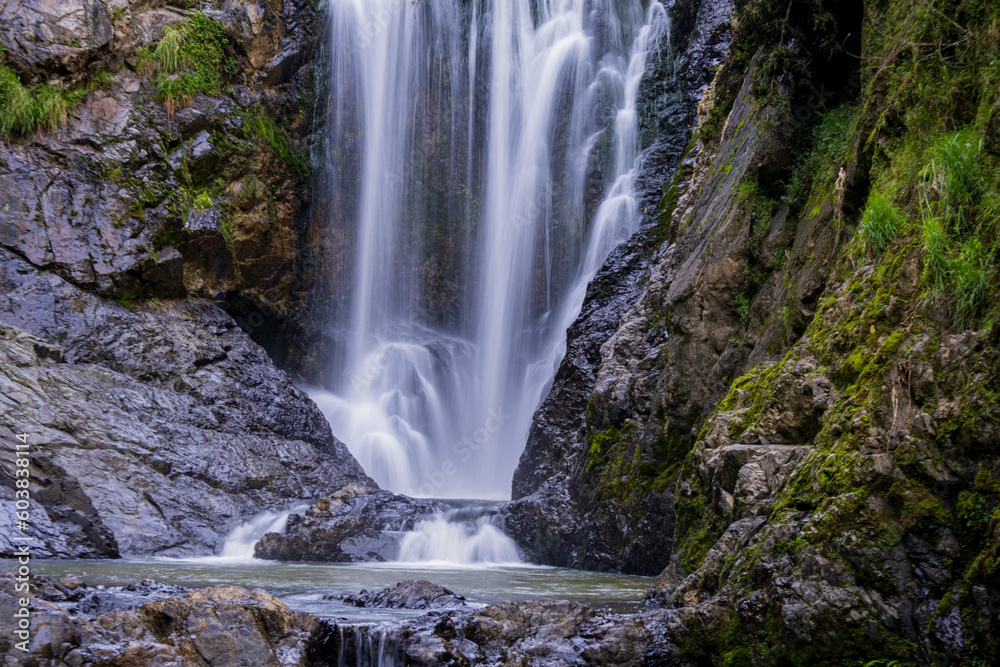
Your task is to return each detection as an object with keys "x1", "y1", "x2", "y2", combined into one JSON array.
[
  {"x1": 241, "y1": 113, "x2": 310, "y2": 177},
  {"x1": 151, "y1": 14, "x2": 235, "y2": 115},
  {"x1": 858, "y1": 191, "x2": 903, "y2": 257},
  {"x1": 192, "y1": 191, "x2": 213, "y2": 211}
]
